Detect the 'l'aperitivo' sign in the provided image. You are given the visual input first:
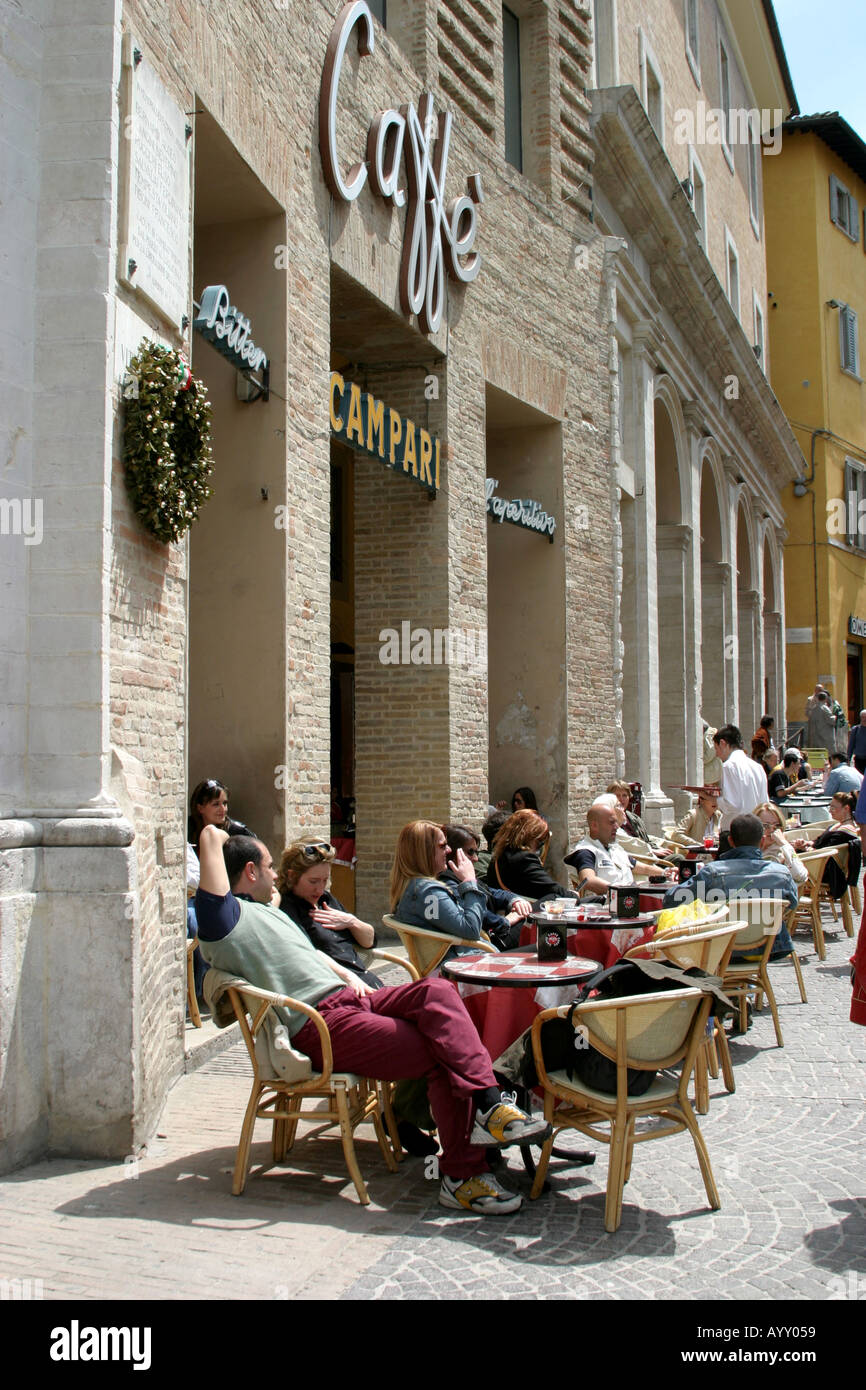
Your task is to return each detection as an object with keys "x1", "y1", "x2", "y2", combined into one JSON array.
[{"x1": 329, "y1": 372, "x2": 441, "y2": 494}]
